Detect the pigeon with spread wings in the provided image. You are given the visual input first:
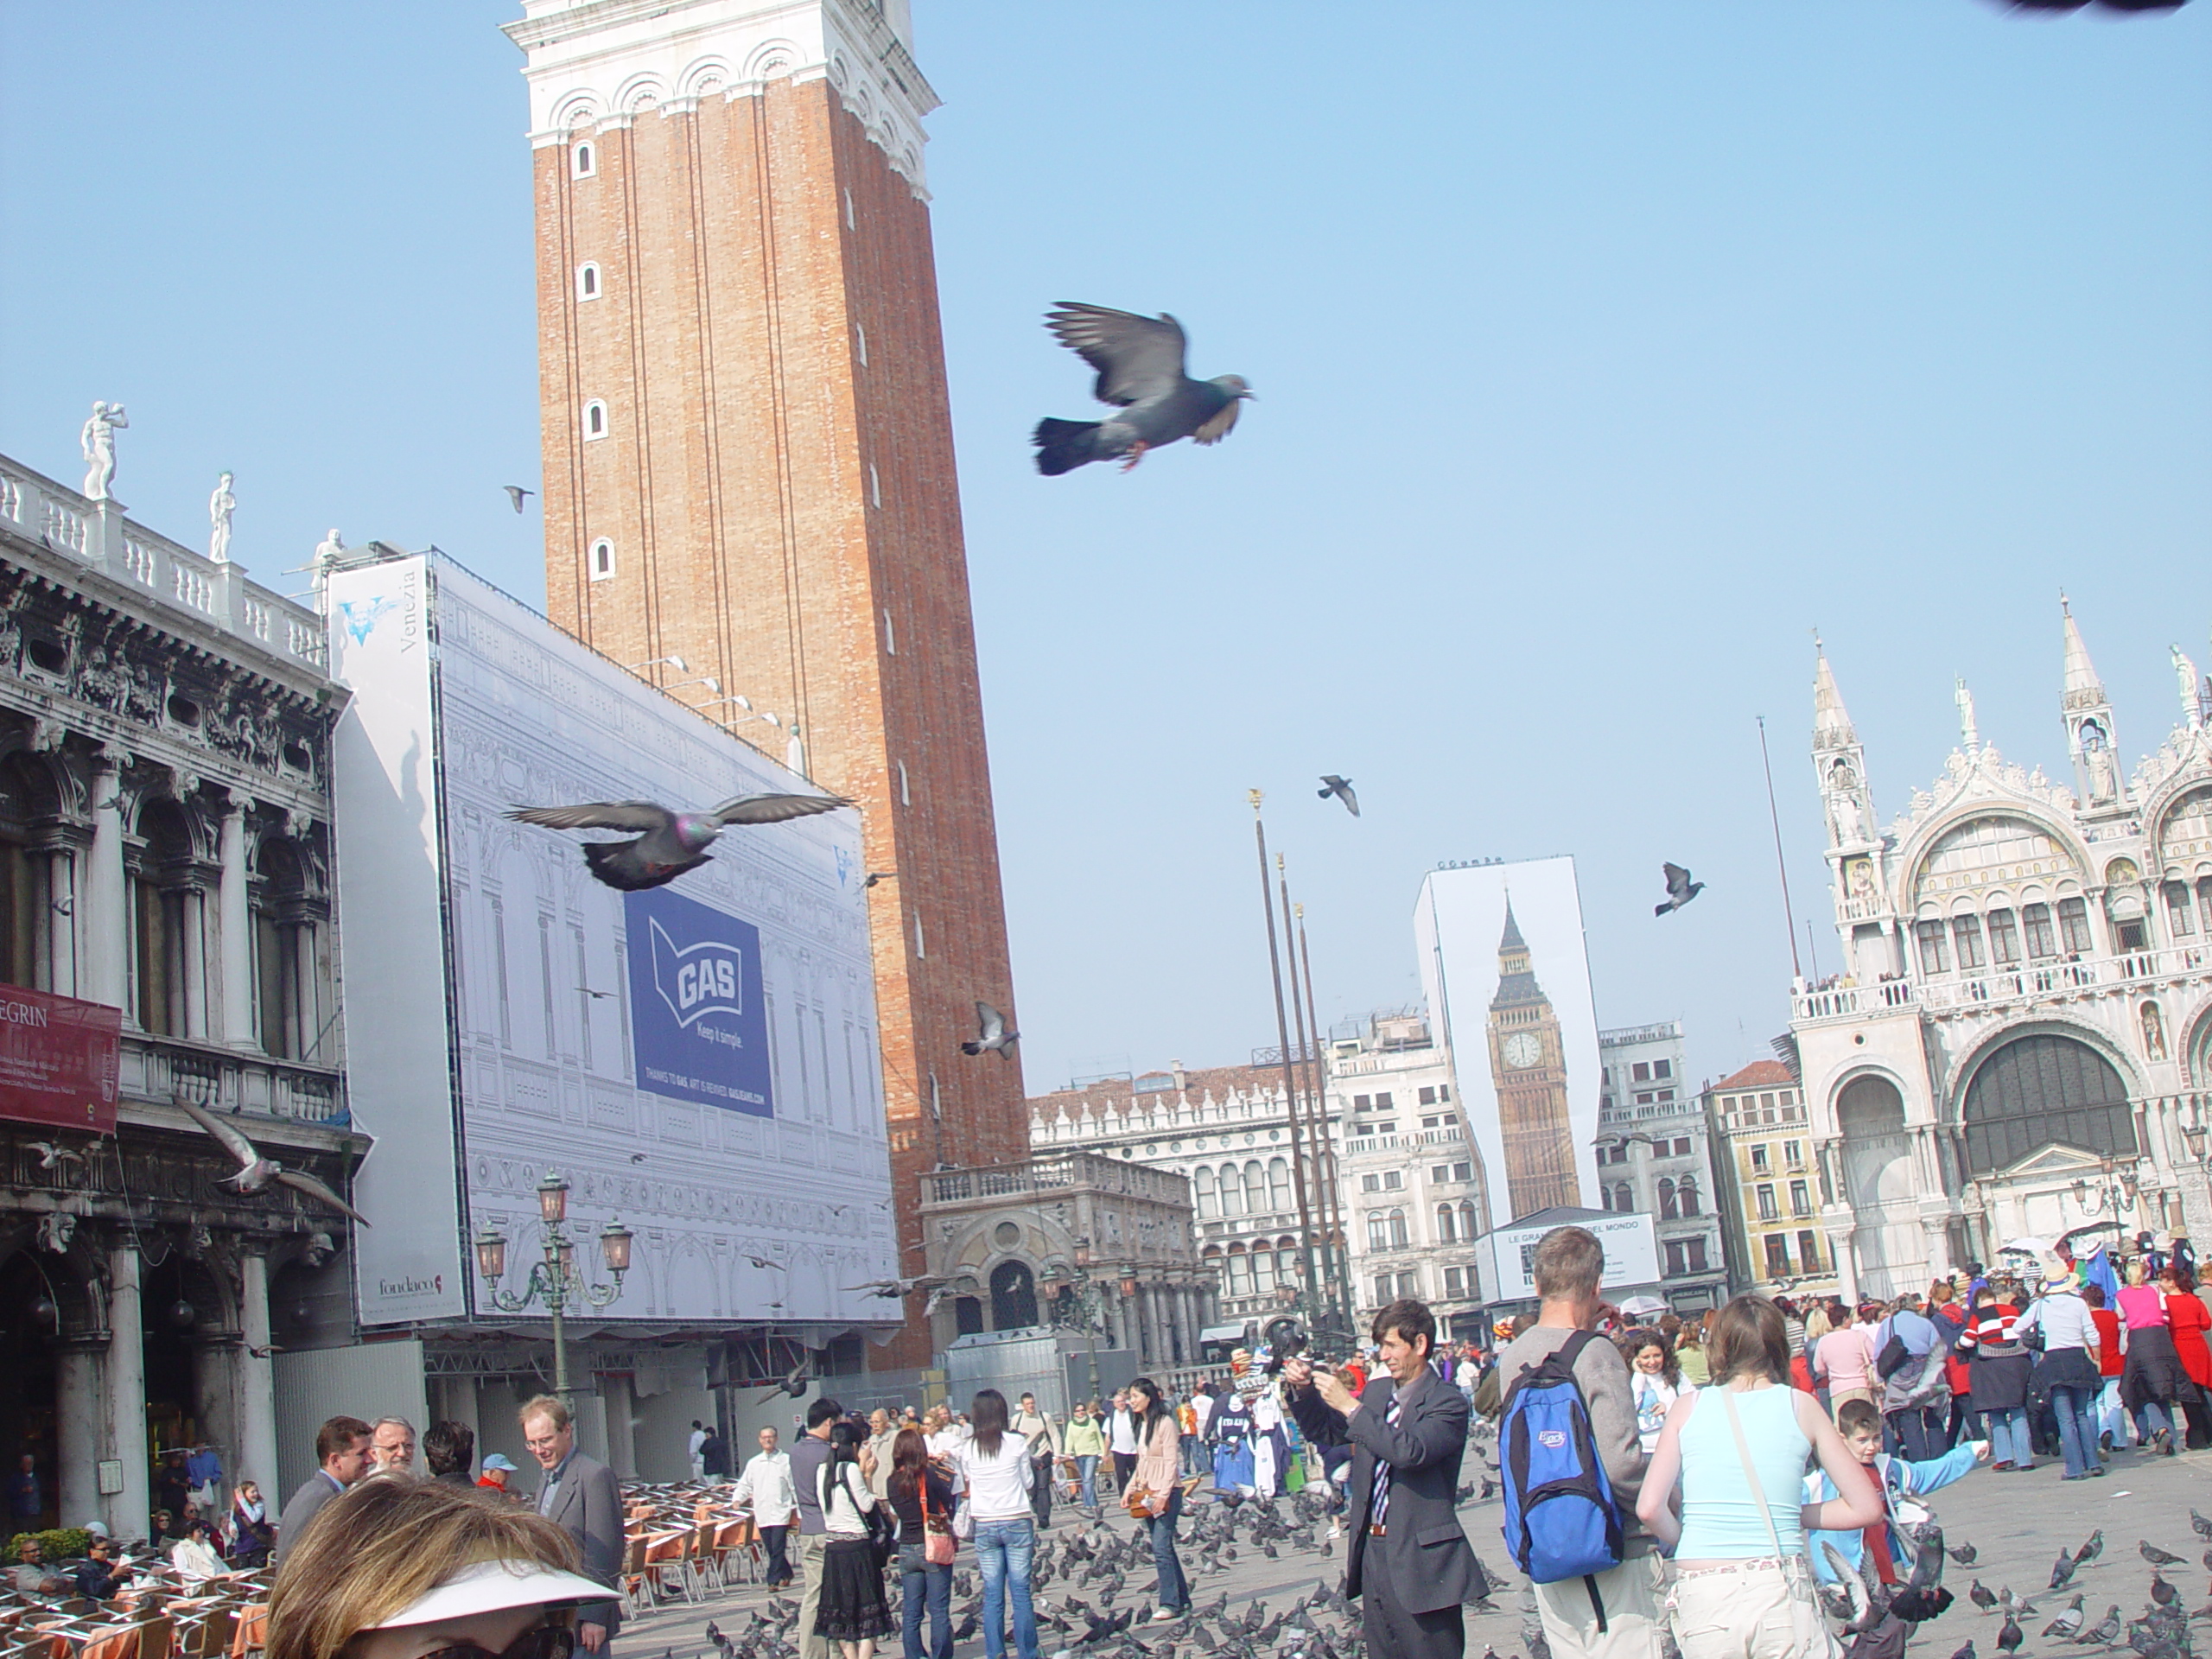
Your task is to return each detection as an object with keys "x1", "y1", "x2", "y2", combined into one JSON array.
[
  {"x1": 1033, "y1": 303, "x2": 1253, "y2": 475},
  {"x1": 1317, "y1": 776, "x2": 1359, "y2": 817},
  {"x1": 962, "y1": 1001, "x2": 1020, "y2": 1060},
  {"x1": 507, "y1": 792, "x2": 852, "y2": 892},
  {"x1": 173, "y1": 1096, "x2": 370, "y2": 1225},
  {"x1": 1656, "y1": 862, "x2": 1705, "y2": 916}
]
